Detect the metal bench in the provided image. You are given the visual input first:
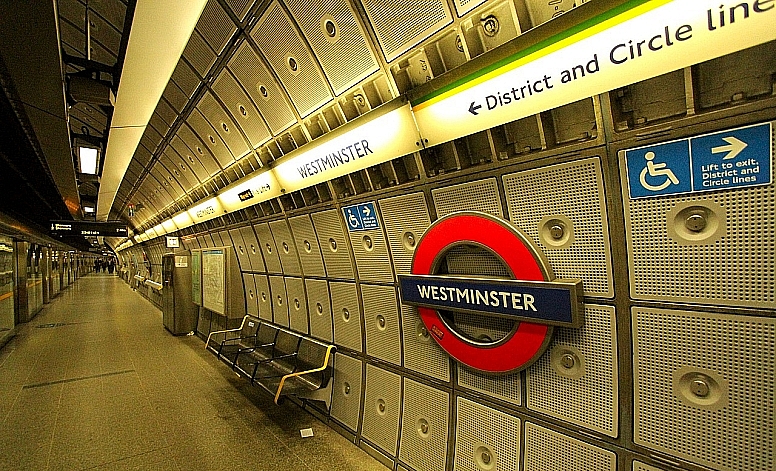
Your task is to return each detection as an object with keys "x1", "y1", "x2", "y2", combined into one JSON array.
[{"x1": 206, "y1": 316, "x2": 336, "y2": 407}]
